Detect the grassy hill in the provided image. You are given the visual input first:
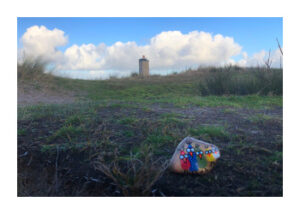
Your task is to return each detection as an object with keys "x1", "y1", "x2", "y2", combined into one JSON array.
[{"x1": 17, "y1": 61, "x2": 283, "y2": 196}]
